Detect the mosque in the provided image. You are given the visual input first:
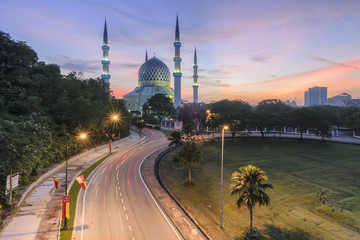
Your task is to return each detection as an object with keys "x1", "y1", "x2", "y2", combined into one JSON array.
[{"x1": 101, "y1": 15, "x2": 199, "y2": 114}]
